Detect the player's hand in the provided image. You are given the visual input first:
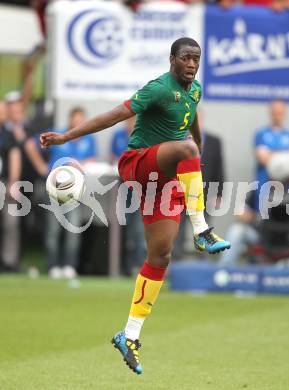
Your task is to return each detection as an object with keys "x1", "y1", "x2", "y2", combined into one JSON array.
[{"x1": 40, "y1": 132, "x2": 66, "y2": 148}]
